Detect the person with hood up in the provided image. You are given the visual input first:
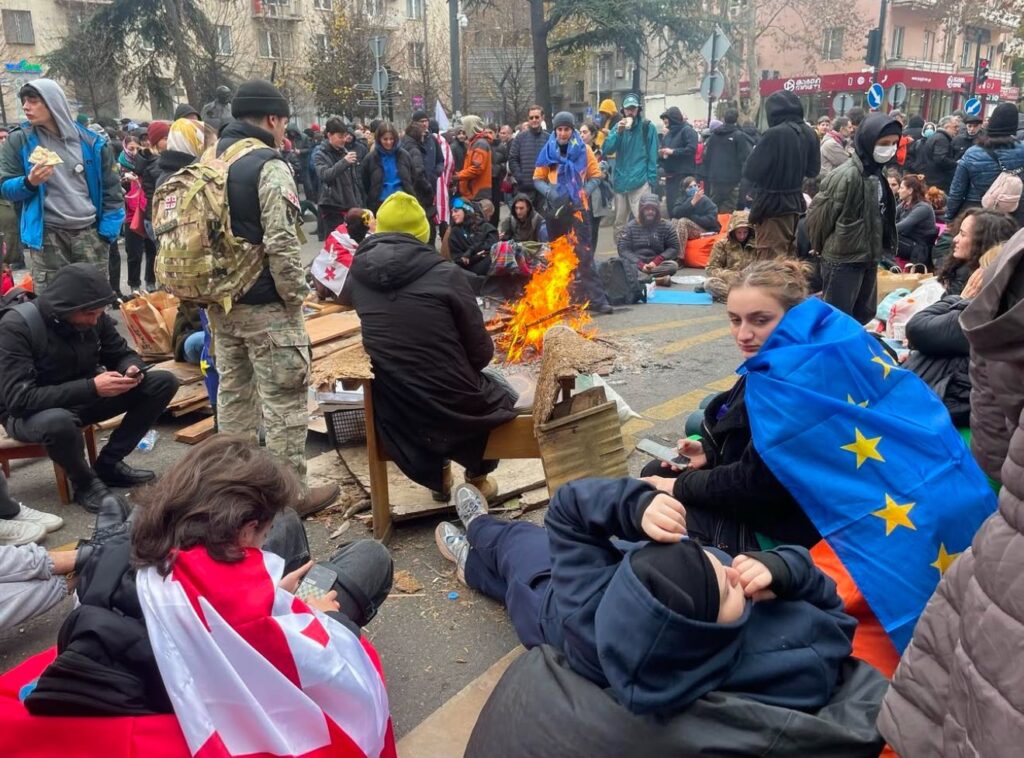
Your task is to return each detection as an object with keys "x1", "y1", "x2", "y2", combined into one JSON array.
[
  {"x1": 338, "y1": 191, "x2": 517, "y2": 501},
  {"x1": 361, "y1": 121, "x2": 416, "y2": 214},
  {"x1": 741, "y1": 90, "x2": 820, "y2": 257},
  {"x1": 617, "y1": 192, "x2": 681, "y2": 284},
  {"x1": 657, "y1": 107, "x2": 698, "y2": 213},
  {"x1": 313, "y1": 117, "x2": 365, "y2": 234},
  {"x1": 701, "y1": 109, "x2": 752, "y2": 212},
  {"x1": 500, "y1": 193, "x2": 546, "y2": 243},
  {"x1": 455, "y1": 115, "x2": 493, "y2": 202},
  {"x1": 602, "y1": 94, "x2": 660, "y2": 237},
  {"x1": 447, "y1": 198, "x2": 499, "y2": 277},
  {"x1": 433, "y1": 476, "x2": 856, "y2": 718},
  {"x1": 0, "y1": 79, "x2": 124, "y2": 293},
  {"x1": 703, "y1": 211, "x2": 762, "y2": 301},
  {"x1": 0, "y1": 264, "x2": 179, "y2": 513},
  {"x1": 593, "y1": 98, "x2": 618, "y2": 150},
  {"x1": 508, "y1": 106, "x2": 549, "y2": 210},
  {"x1": 806, "y1": 113, "x2": 901, "y2": 324}
]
